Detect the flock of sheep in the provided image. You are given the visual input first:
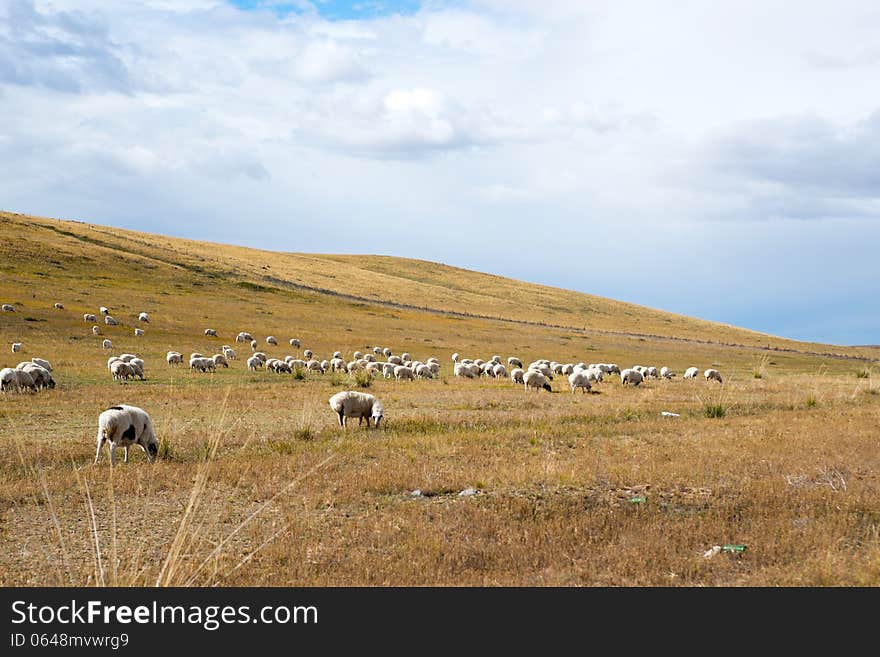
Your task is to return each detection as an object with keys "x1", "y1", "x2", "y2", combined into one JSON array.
[{"x1": 2, "y1": 301, "x2": 725, "y2": 465}]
